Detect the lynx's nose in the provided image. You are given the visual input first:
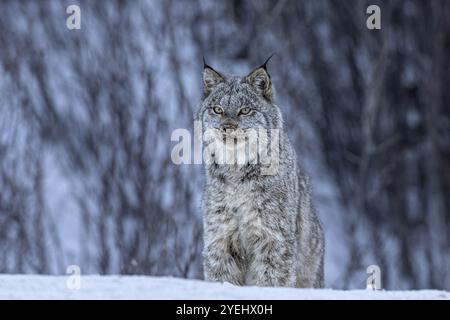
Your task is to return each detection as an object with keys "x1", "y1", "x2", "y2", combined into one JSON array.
[{"x1": 221, "y1": 120, "x2": 238, "y2": 131}]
